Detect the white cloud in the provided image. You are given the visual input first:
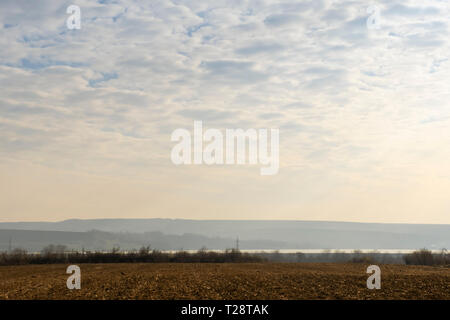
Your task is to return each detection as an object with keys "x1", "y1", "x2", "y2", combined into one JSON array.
[{"x1": 0, "y1": 0, "x2": 449, "y2": 222}]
